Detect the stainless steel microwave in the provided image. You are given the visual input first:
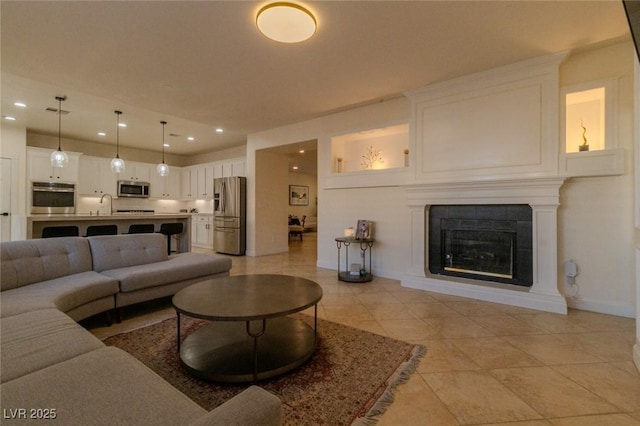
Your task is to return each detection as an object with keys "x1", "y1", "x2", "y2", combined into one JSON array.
[
  {"x1": 31, "y1": 181, "x2": 76, "y2": 214},
  {"x1": 117, "y1": 180, "x2": 150, "y2": 198}
]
